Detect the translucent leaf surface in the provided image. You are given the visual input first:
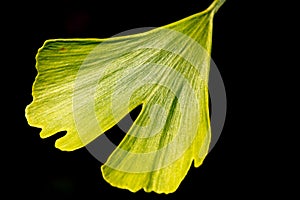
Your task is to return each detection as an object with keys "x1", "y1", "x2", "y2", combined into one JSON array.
[{"x1": 26, "y1": 0, "x2": 225, "y2": 194}]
